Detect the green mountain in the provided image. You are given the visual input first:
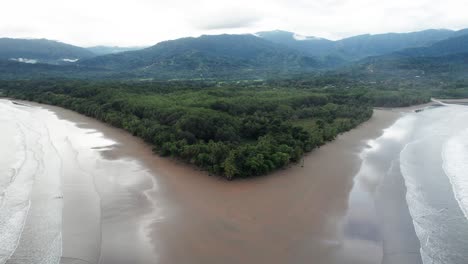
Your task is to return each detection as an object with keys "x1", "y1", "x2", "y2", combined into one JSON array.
[
  {"x1": 0, "y1": 59, "x2": 110, "y2": 80},
  {"x1": 349, "y1": 34, "x2": 468, "y2": 79},
  {"x1": 334, "y1": 29, "x2": 457, "y2": 59},
  {"x1": 397, "y1": 34, "x2": 468, "y2": 57},
  {"x1": 257, "y1": 29, "x2": 466, "y2": 60},
  {"x1": 255, "y1": 30, "x2": 335, "y2": 57},
  {"x1": 79, "y1": 34, "x2": 322, "y2": 79},
  {"x1": 0, "y1": 38, "x2": 95, "y2": 64}
]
